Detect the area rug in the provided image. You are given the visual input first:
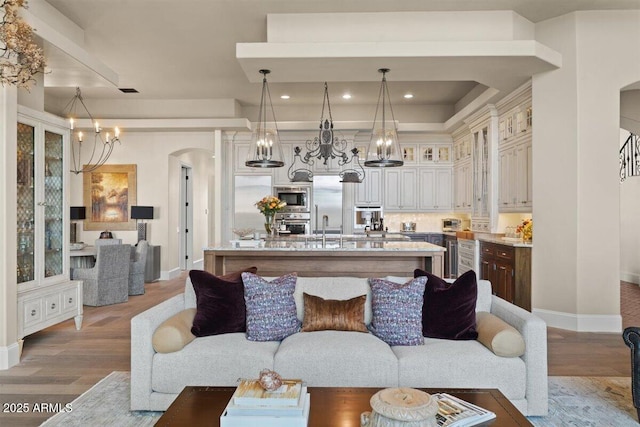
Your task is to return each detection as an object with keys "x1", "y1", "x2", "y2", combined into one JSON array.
[{"x1": 40, "y1": 372, "x2": 638, "y2": 426}]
